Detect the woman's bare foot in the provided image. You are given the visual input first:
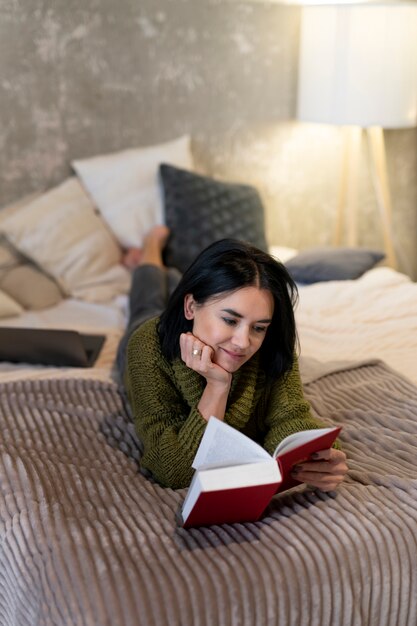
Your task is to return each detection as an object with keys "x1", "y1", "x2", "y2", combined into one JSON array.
[
  {"x1": 122, "y1": 225, "x2": 170, "y2": 269},
  {"x1": 122, "y1": 248, "x2": 143, "y2": 269}
]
